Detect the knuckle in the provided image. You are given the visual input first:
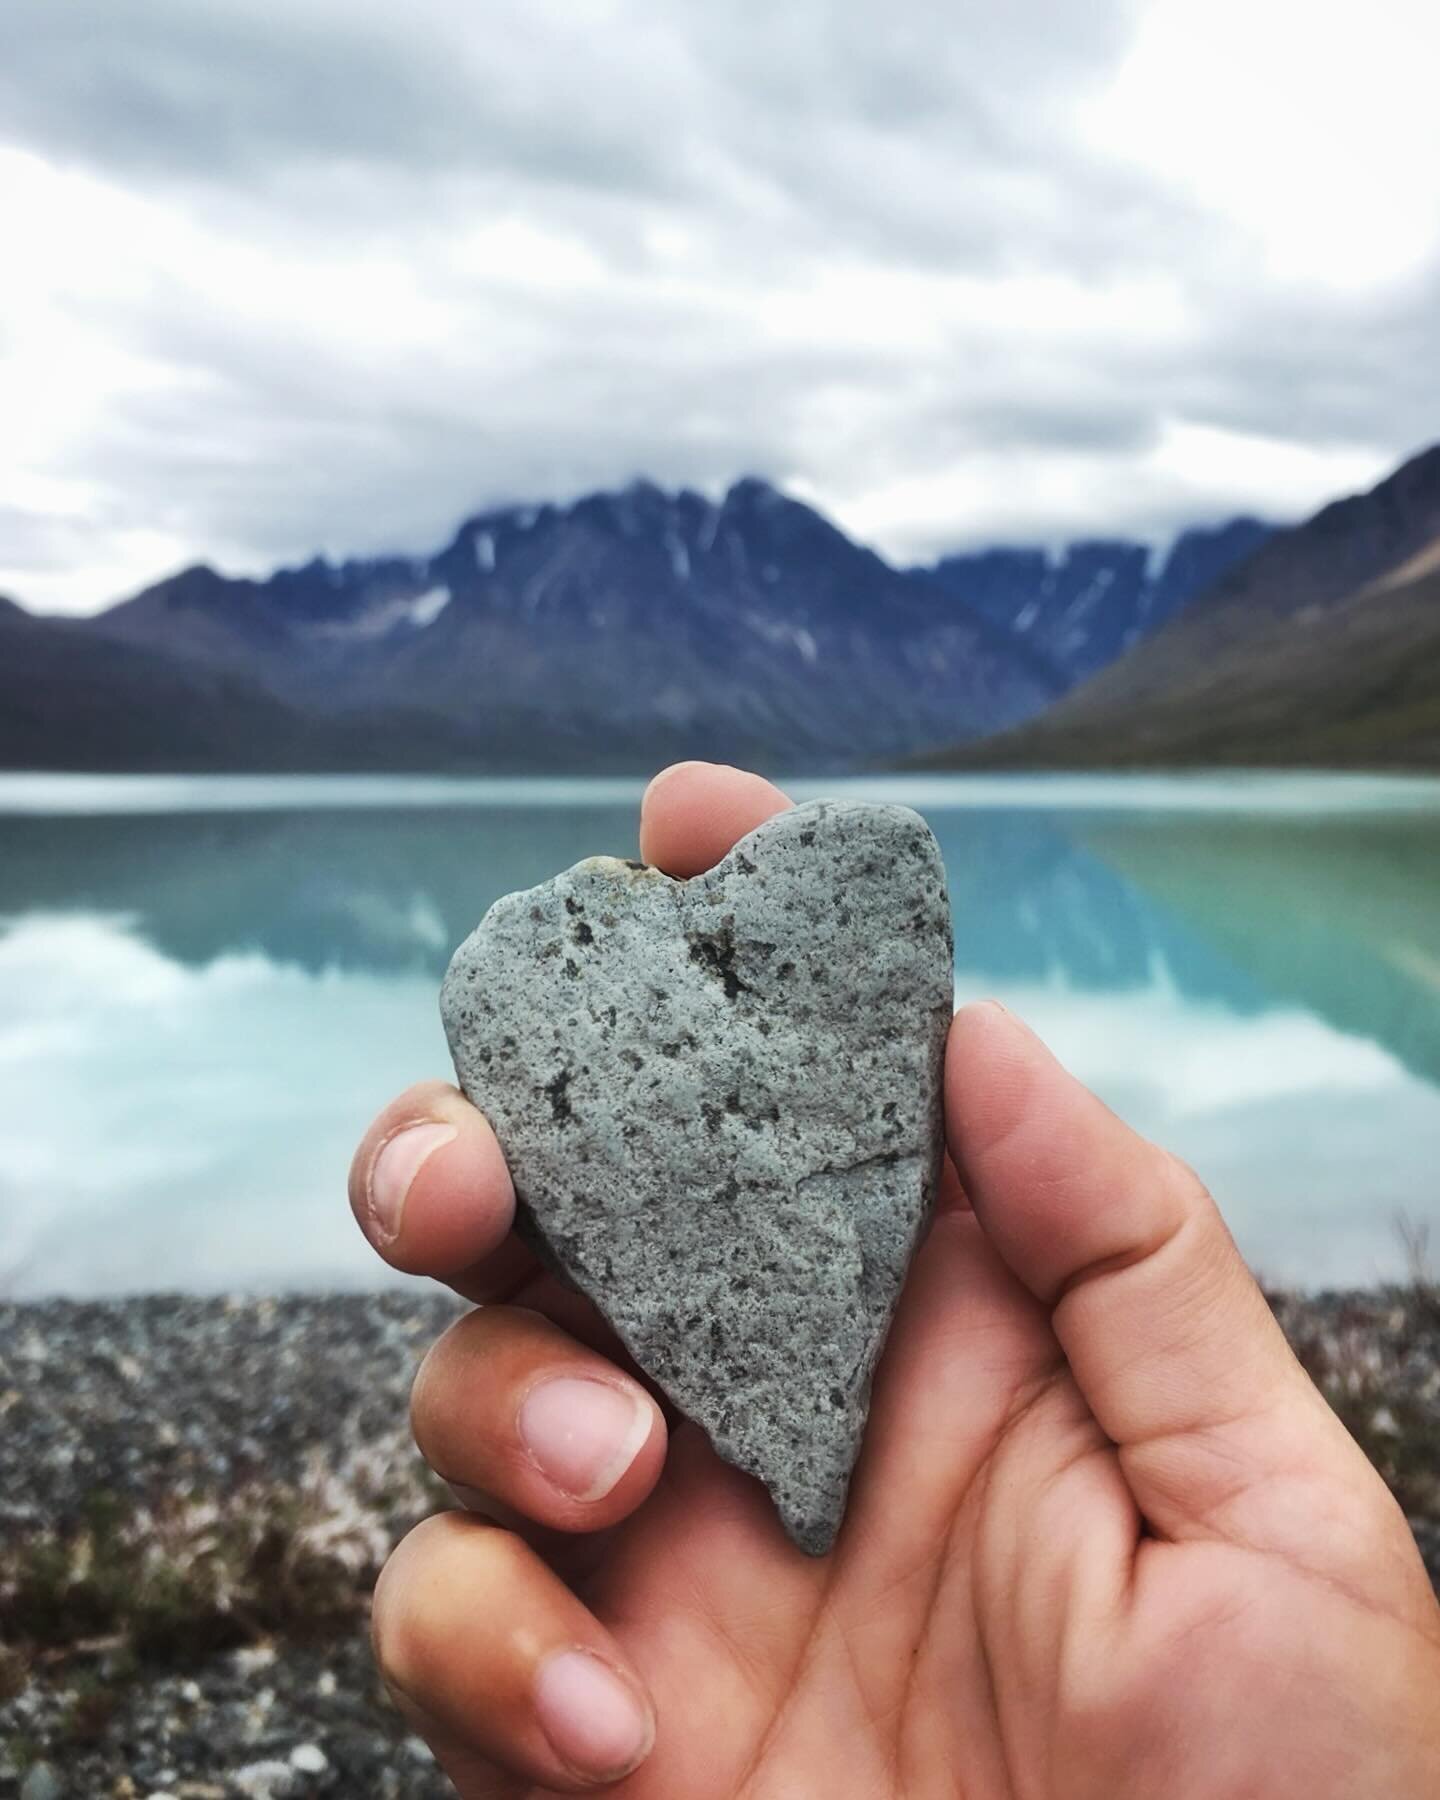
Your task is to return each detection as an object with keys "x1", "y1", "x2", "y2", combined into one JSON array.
[{"x1": 1155, "y1": 1146, "x2": 1211, "y2": 1209}]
